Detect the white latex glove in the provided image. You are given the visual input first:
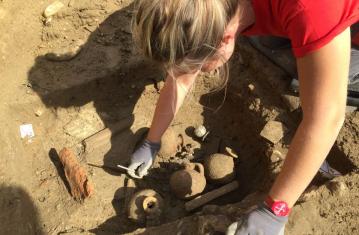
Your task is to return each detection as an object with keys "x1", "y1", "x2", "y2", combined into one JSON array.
[{"x1": 127, "y1": 140, "x2": 161, "y2": 178}]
